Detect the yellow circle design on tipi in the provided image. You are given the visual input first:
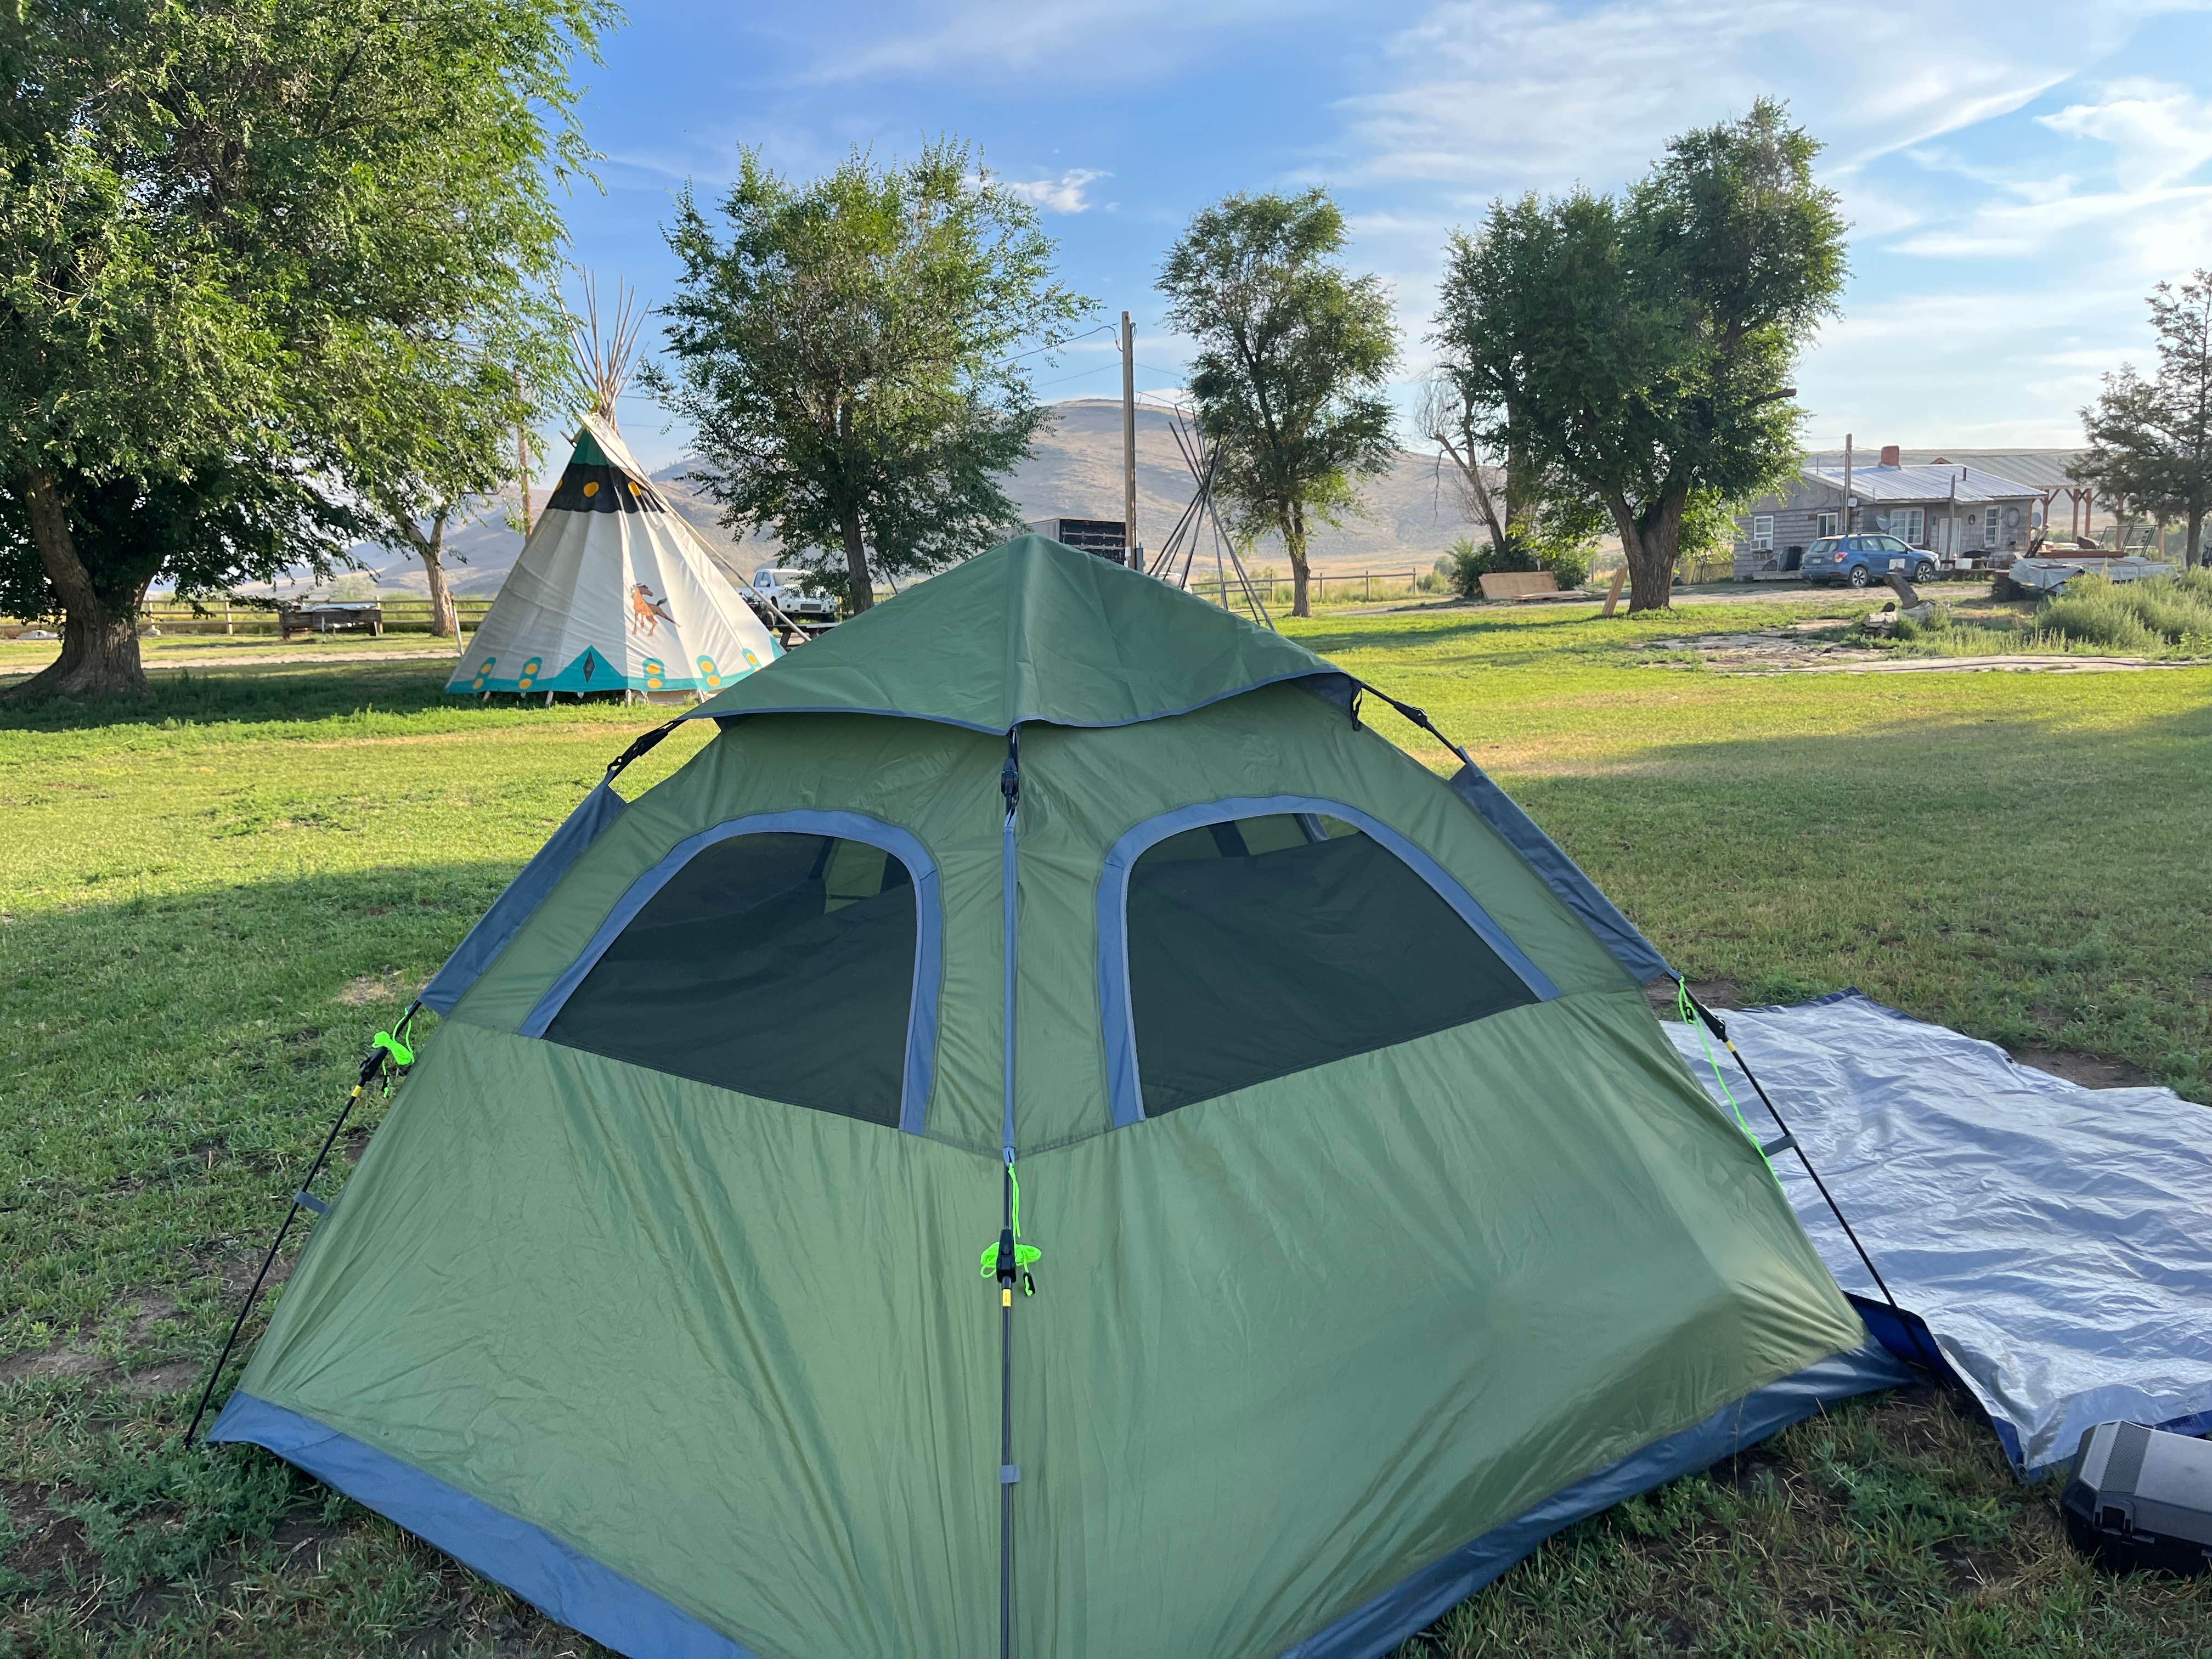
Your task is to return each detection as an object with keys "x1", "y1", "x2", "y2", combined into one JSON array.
[
  {"x1": 629, "y1": 479, "x2": 642, "y2": 496},
  {"x1": 696, "y1": 656, "x2": 723, "y2": 690},
  {"x1": 741, "y1": 647, "x2": 761, "y2": 670},
  {"x1": 470, "y1": 658, "x2": 495, "y2": 690},
  {"x1": 643, "y1": 658, "x2": 665, "y2": 690},
  {"x1": 516, "y1": 657, "x2": 542, "y2": 691},
  {"x1": 582, "y1": 479, "x2": 599, "y2": 497}
]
